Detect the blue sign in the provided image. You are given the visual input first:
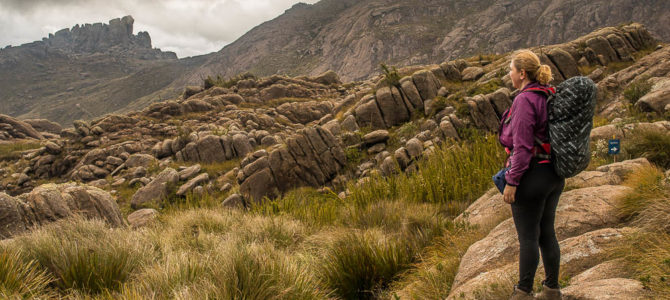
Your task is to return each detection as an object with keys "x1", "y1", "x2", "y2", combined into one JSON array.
[{"x1": 608, "y1": 139, "x2": 620, "y2": 155}]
